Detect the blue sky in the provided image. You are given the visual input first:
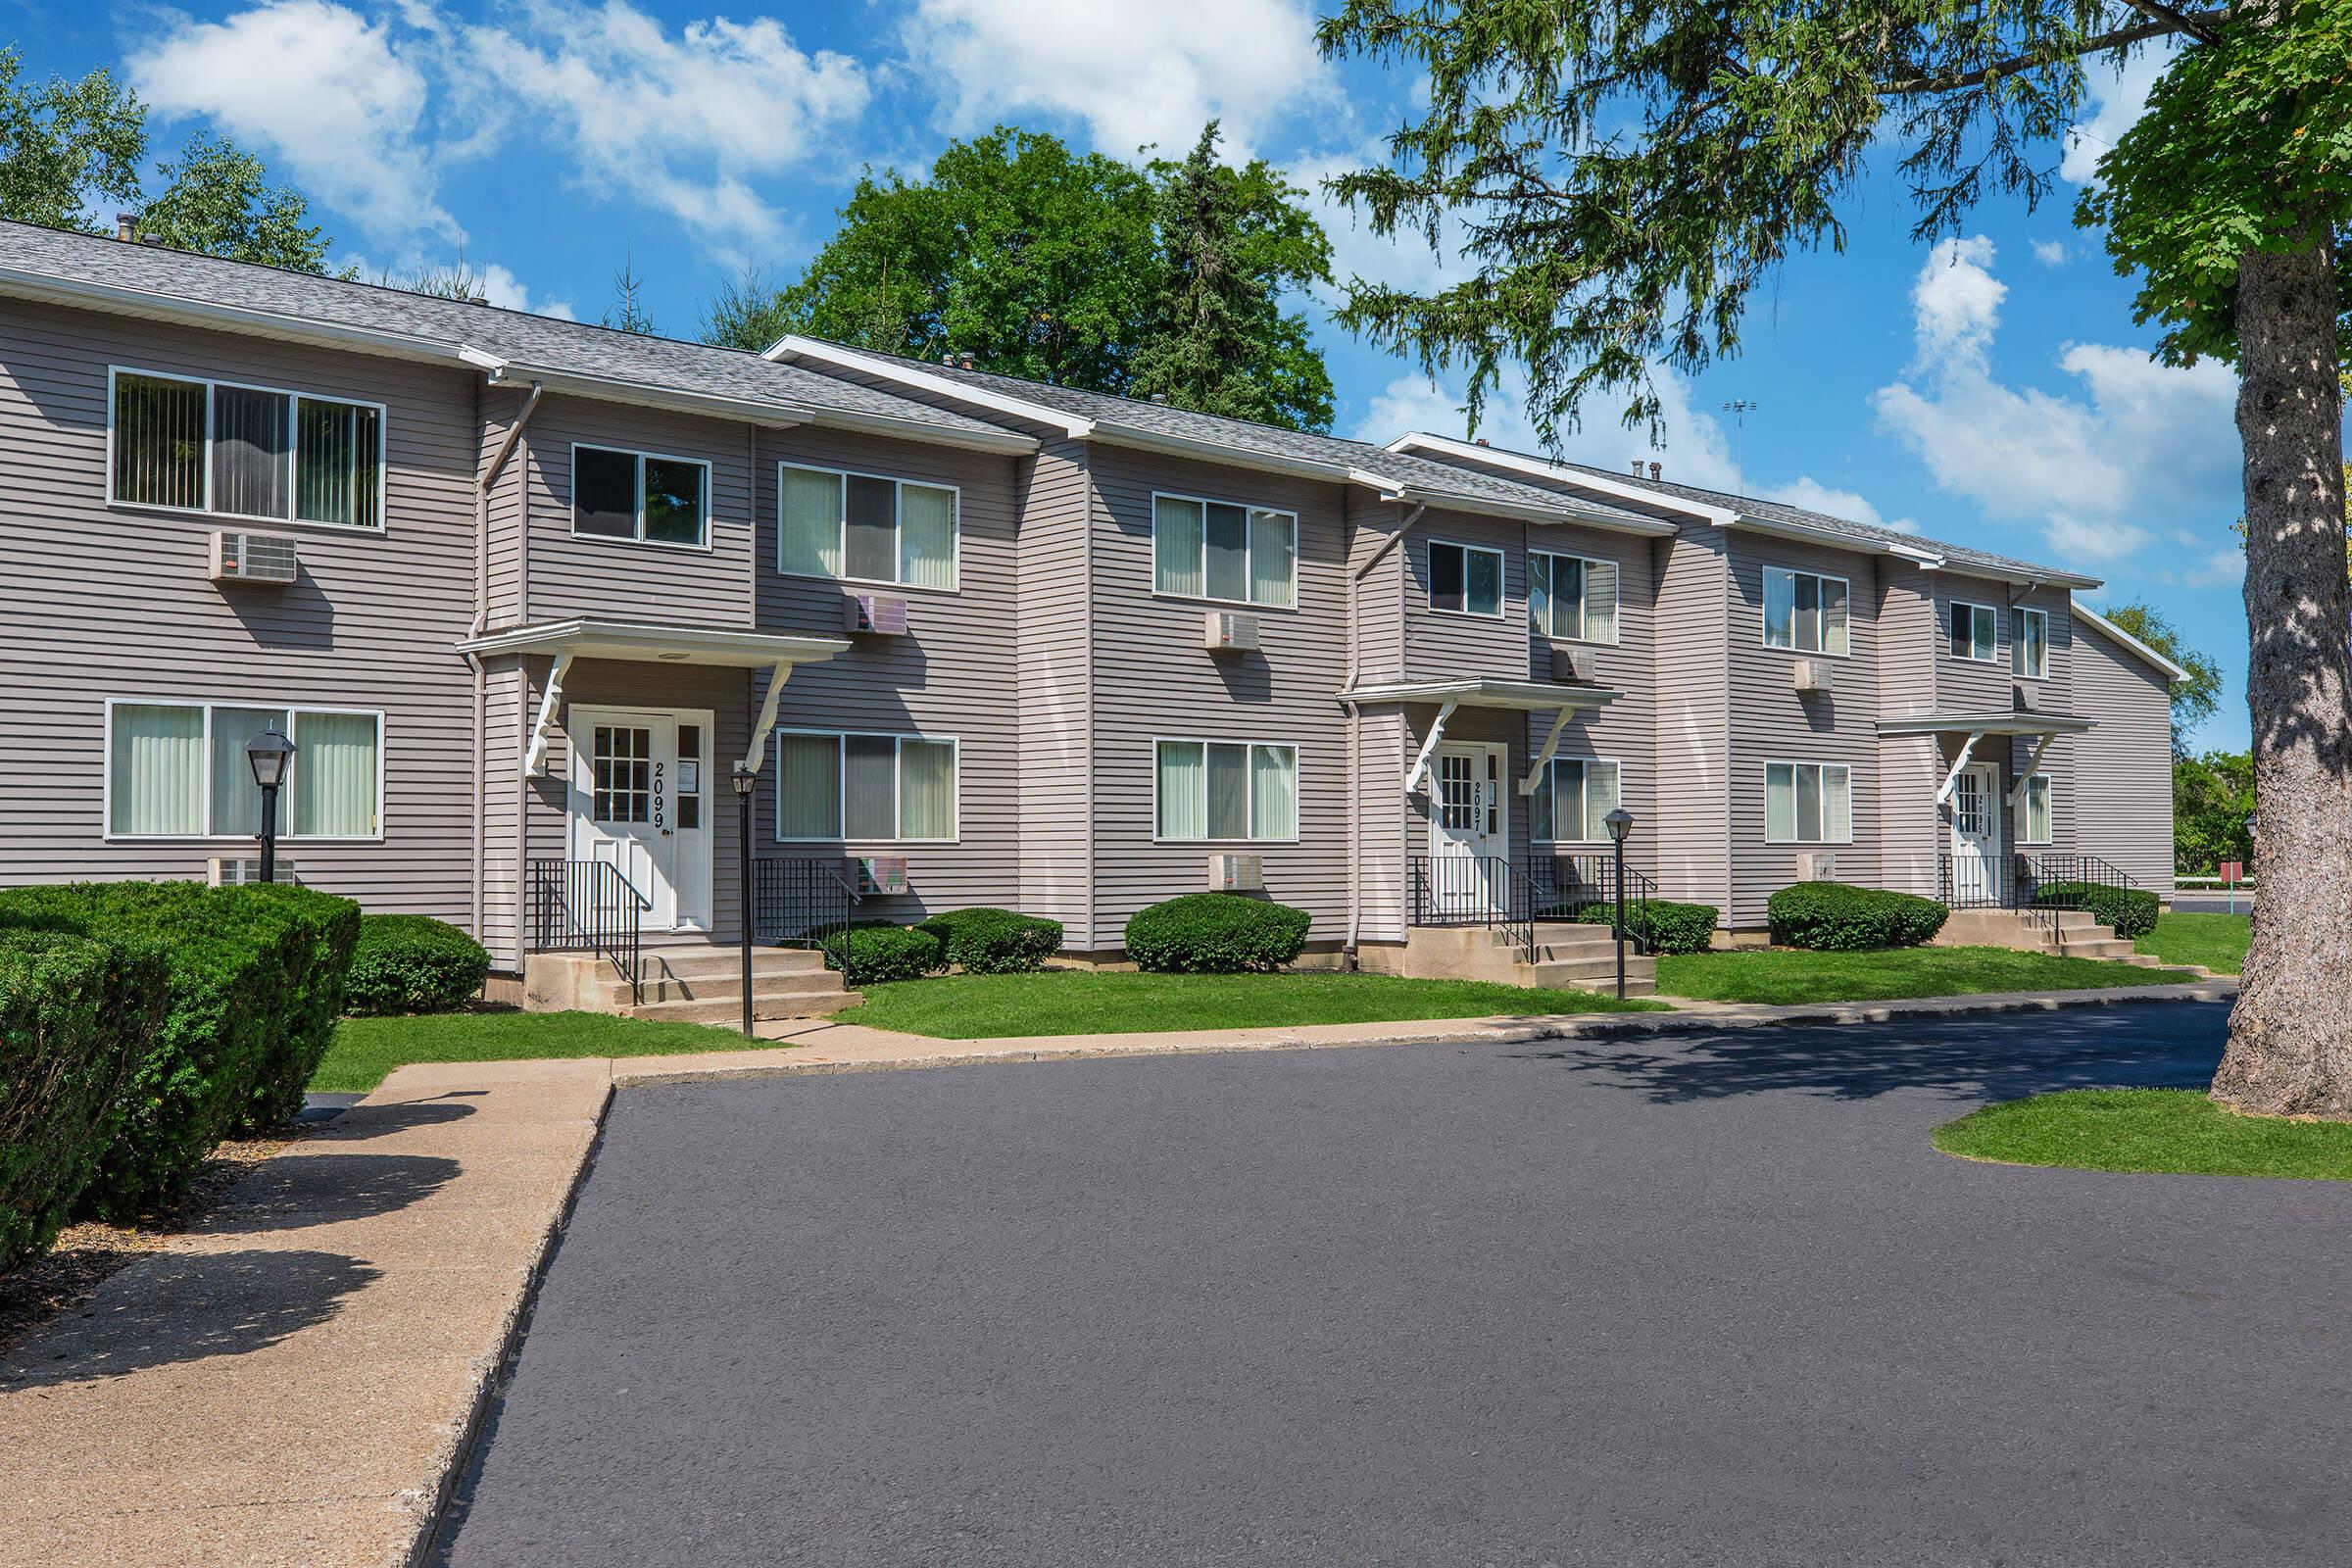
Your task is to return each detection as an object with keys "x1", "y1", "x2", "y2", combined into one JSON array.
[{"x1": 12, "y1": 3, "x2": 2265, "y2": 749}]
